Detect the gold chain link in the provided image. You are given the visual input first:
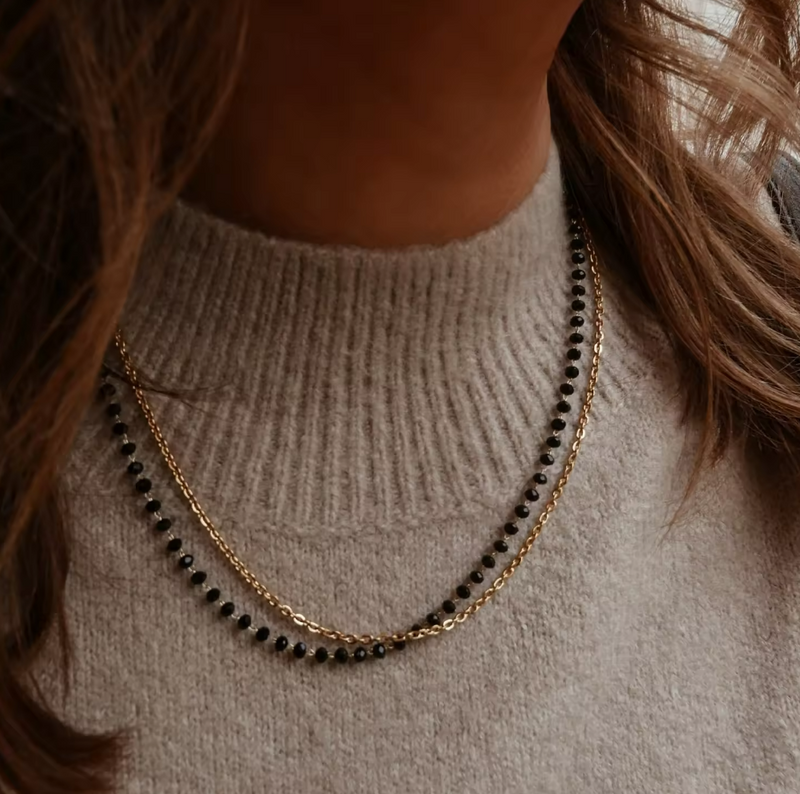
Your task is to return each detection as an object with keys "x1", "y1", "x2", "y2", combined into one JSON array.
[{"x1": 114, "y1": 216, "x2": 604, "y2": 648}]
